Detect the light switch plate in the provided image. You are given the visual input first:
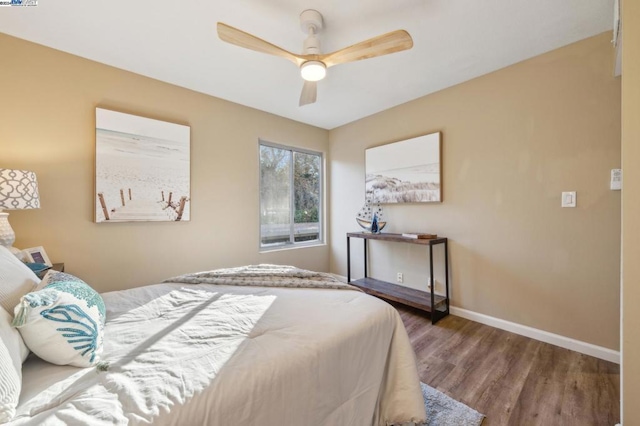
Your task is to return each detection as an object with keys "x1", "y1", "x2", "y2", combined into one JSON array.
[
  {"x1": 611, "y1": 169, "x2": 622, "y2": 190},
  {"x1": 562, "y1": 191, "x2": 576, "y2": 208}
]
